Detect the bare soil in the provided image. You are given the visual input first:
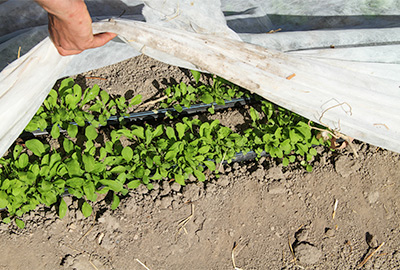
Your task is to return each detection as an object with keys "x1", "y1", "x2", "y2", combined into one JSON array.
[{"x1": 0, "y1": 56, "x2": 399, "y2": 270}]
